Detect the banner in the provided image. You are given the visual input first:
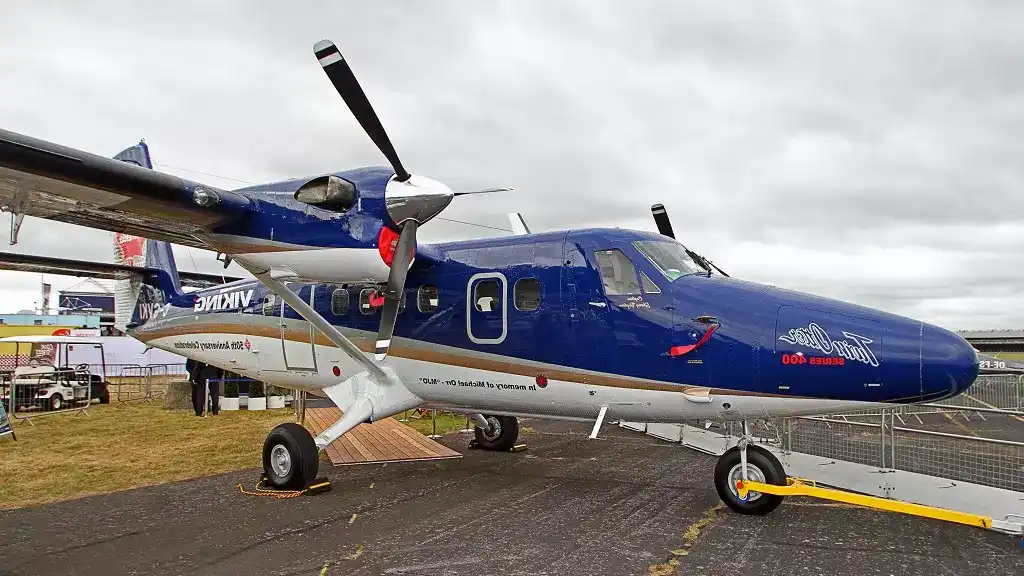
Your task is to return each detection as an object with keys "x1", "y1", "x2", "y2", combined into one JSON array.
[
  {"x1": 0, "y1": 399, "x2": 13, "y2": 439},
  {"x1": 41, "y1": 282, "x2": 51, "y2": 314}
]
